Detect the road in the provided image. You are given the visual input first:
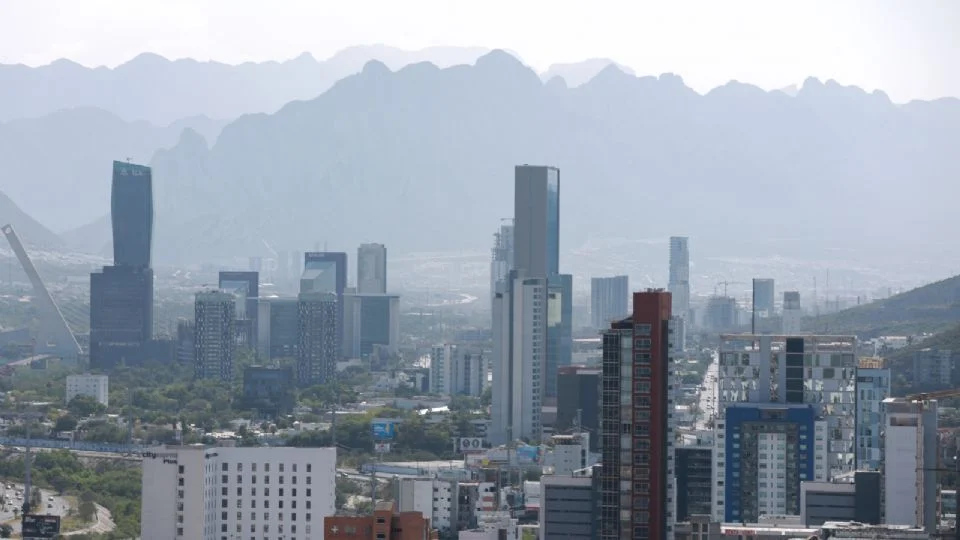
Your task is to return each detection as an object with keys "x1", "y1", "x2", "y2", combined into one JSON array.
[
  {"x1": 696, "y1": 350, "x2": 719, "y2": 430},
  {"x1": 0, "y1": 482, "x2": 116, "y2": 536}
]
